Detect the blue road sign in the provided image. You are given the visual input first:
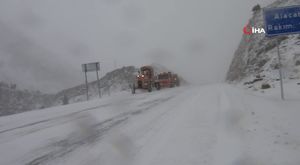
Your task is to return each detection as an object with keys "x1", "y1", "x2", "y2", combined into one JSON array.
[{"x1": 264, "y1": 5, "x2": 300, "y2": 36}]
